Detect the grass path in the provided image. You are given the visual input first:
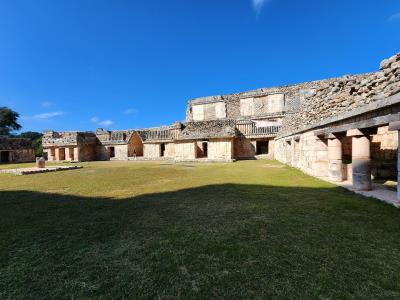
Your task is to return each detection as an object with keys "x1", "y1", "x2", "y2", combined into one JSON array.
[{"x1": 0, "y1": 161, "x2": 399, "y2": 298}]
